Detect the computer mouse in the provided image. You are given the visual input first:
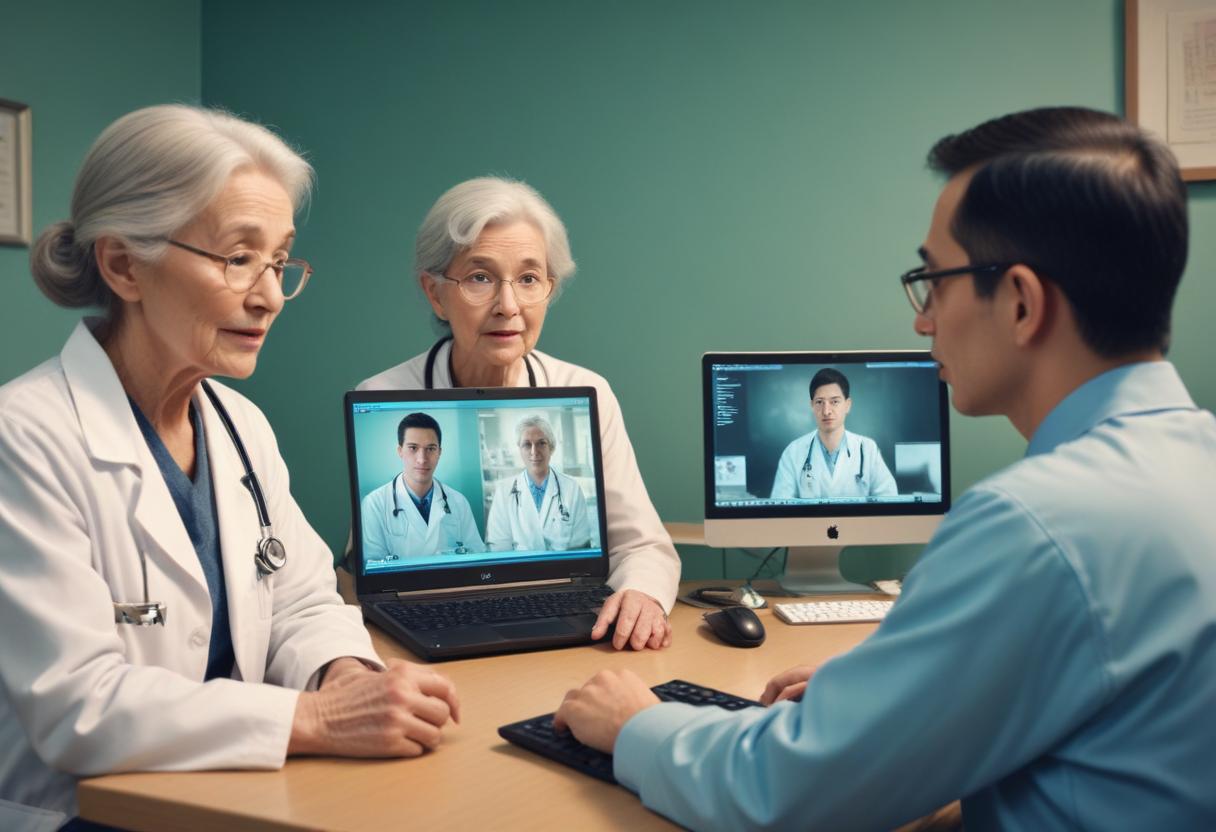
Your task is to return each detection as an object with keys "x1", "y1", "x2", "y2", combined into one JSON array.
[{"x1": 703, "y1": 606, "x2": 766, "y2": 647}]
